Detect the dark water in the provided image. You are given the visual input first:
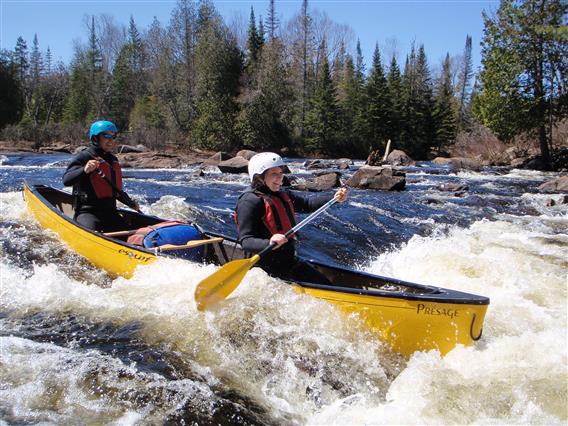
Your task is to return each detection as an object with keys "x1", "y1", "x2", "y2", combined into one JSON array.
[{"x1": 1, "y1": 153, "x2": 566, "y2": 425}]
